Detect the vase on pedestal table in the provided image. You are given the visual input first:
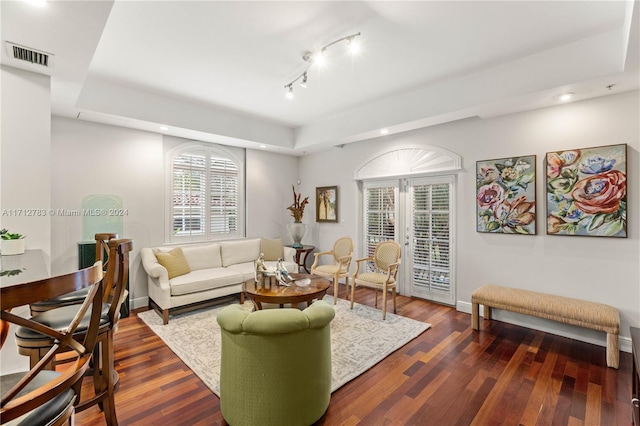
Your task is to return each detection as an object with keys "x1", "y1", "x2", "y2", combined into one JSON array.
[{"x1": 287, "y1": 222, "x2": 307, "y2": 248}]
